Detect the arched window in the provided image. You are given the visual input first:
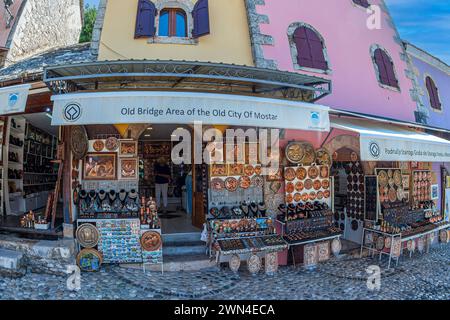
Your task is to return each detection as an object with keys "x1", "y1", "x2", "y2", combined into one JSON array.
[
  {"x1": 352, "y1": 0, "x2": 370, "y2": 8},
  {"x1": 425, "y1": 76, "x2": 442, "y2": 111},
  {"x1": 158, "y1": 8, "x2": 187, "y2": 37},
  {"x1": 372, "y1": 48, "x2": 399, "y2": 89},
  {"x1": 292, "y1": 26, "x2": 328, "y2": 71}
]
